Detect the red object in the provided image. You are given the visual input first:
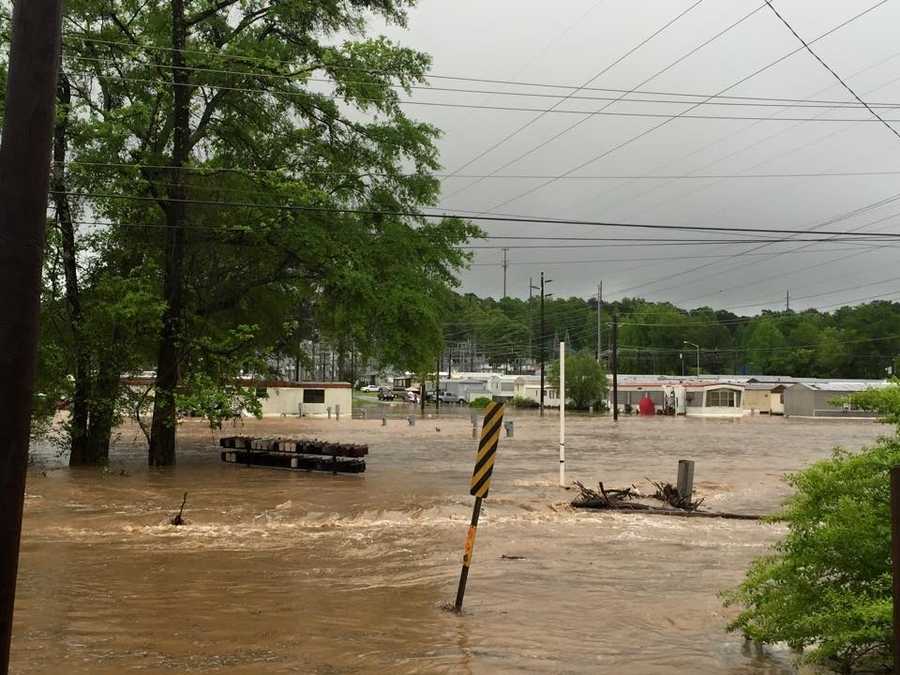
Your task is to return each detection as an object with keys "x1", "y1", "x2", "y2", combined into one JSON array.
[{"x1": 638, "y1": 395, "x2": 655, "y2": 416}]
